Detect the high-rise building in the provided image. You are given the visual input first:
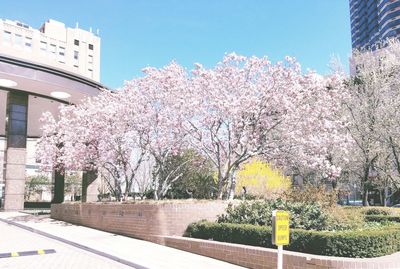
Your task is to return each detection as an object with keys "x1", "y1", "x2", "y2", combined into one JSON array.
[
  {"x1": 0, "y1": 19, "x2": 100, "y2": 81},
  {"x1": 0, "y1": 18, "x2": 105, "y2": 211},
  {"x1": 350, "y1": 0, "x2": 400, "y2": 49}
]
